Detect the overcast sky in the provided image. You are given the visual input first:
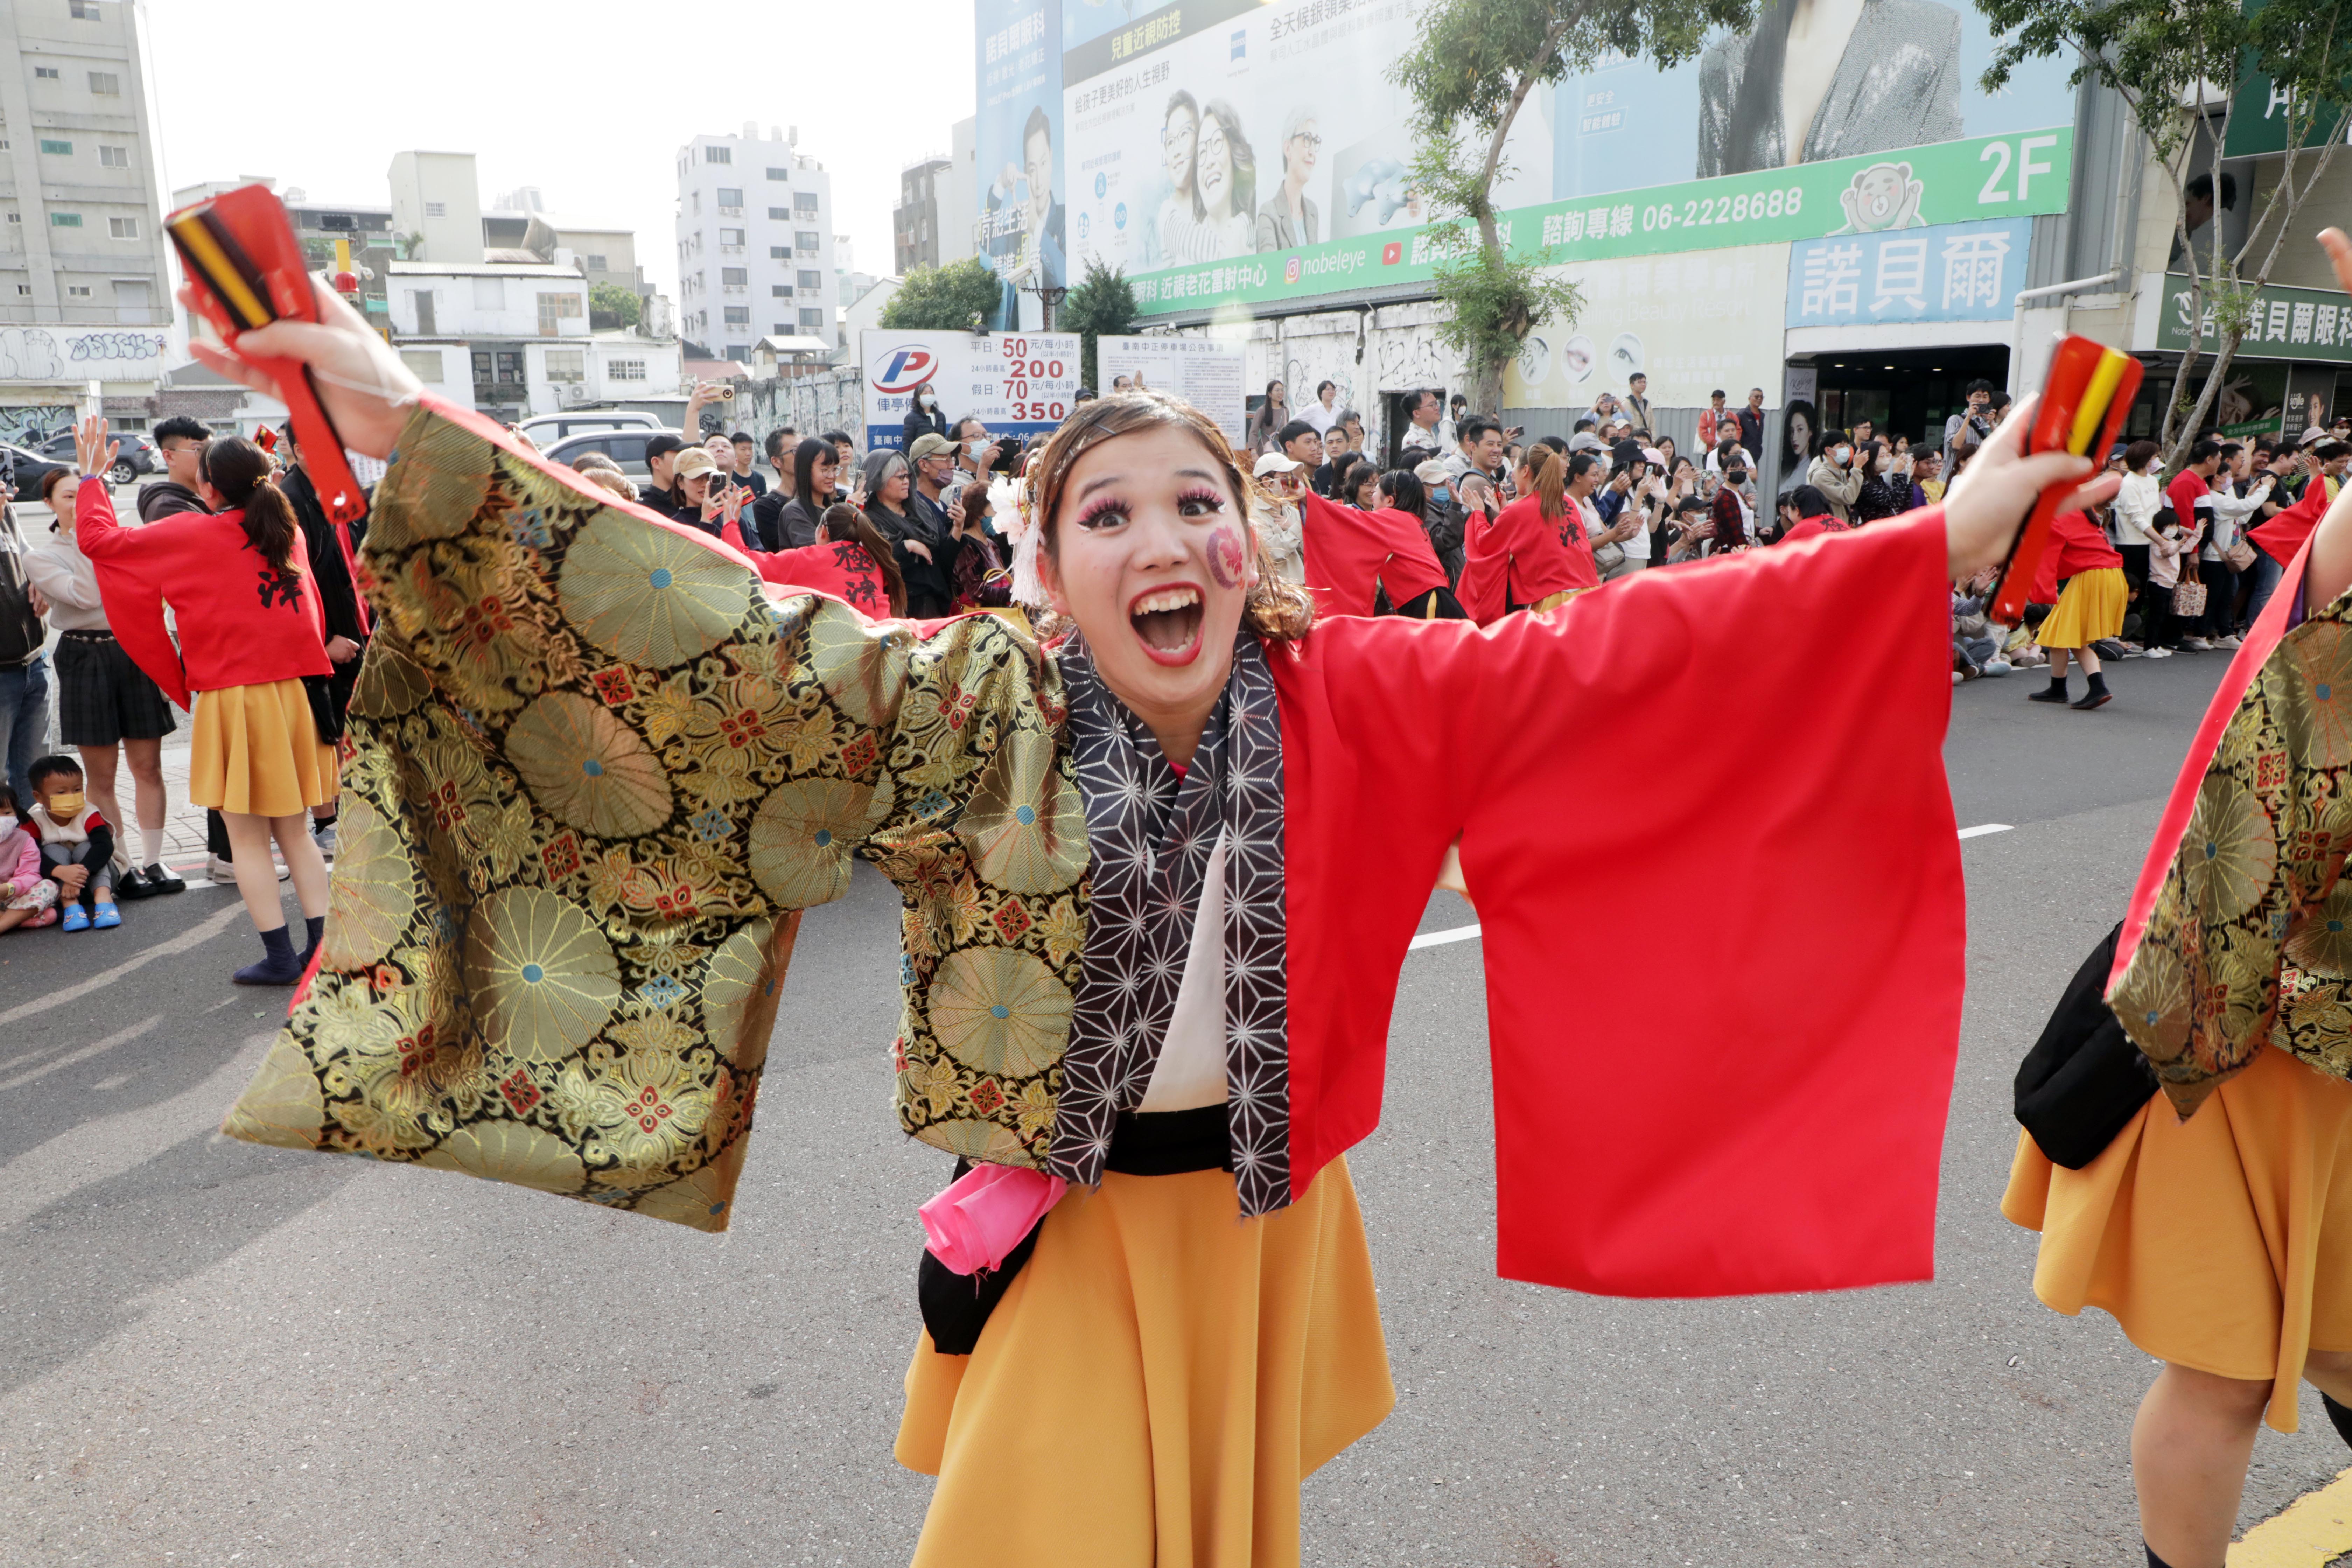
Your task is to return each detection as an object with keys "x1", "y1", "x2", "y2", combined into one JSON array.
[{"x1": 144, "y1": 0, "x2": 976, "y2": 300}]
